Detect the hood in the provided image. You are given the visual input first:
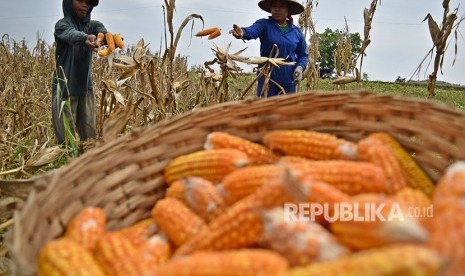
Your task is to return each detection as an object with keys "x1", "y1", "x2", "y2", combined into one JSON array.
[{"x1": 63, "y1": 0, "x2": 94, "y2": 23}]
